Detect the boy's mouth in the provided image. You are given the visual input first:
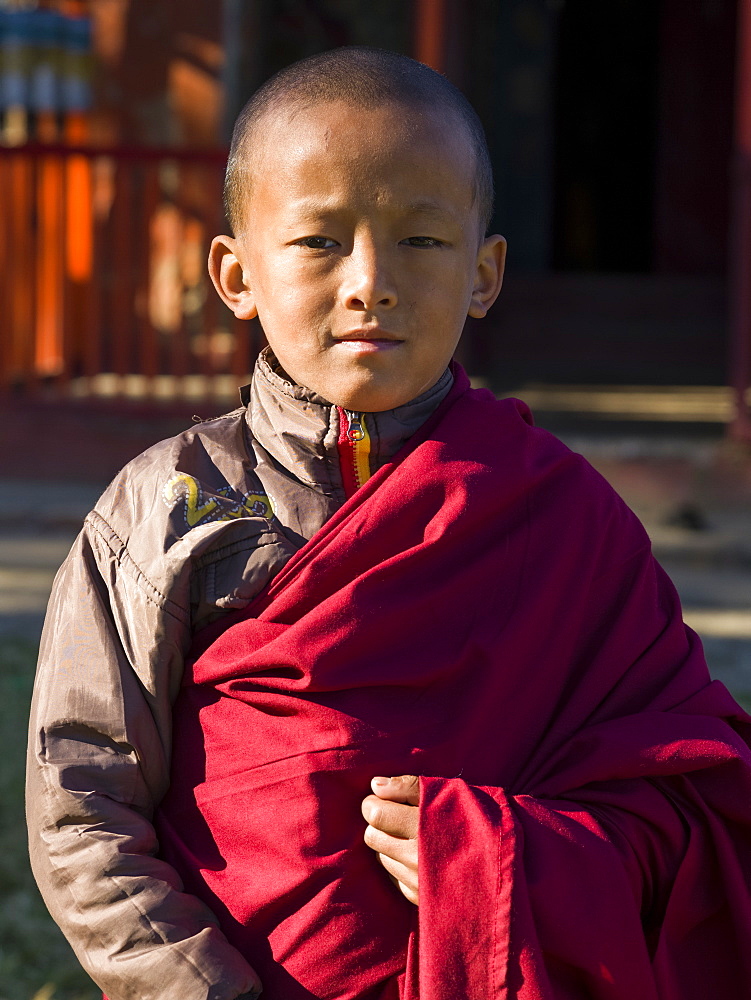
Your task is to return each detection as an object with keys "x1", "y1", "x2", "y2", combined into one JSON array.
[
  {"x1": 334, "y1": 332, "x2": 404, "y2": 353},
  {"x1": 335, "y1": 329, "x2": 403, "y2": 343},
  {"x1": 334, "y1": 326, "x2": 402, "y2": 341}
]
